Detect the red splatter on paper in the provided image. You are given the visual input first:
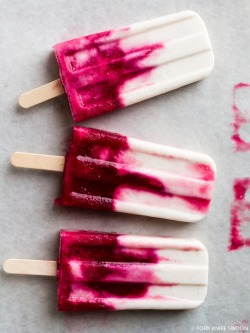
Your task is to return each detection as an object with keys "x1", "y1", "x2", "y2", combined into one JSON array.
[
  {"x1": 232, "y1": 82, "x2": 250, "y2": 151},
  {"x1": 229, "y1": 178, "x2": 250, "y2": 250}
]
